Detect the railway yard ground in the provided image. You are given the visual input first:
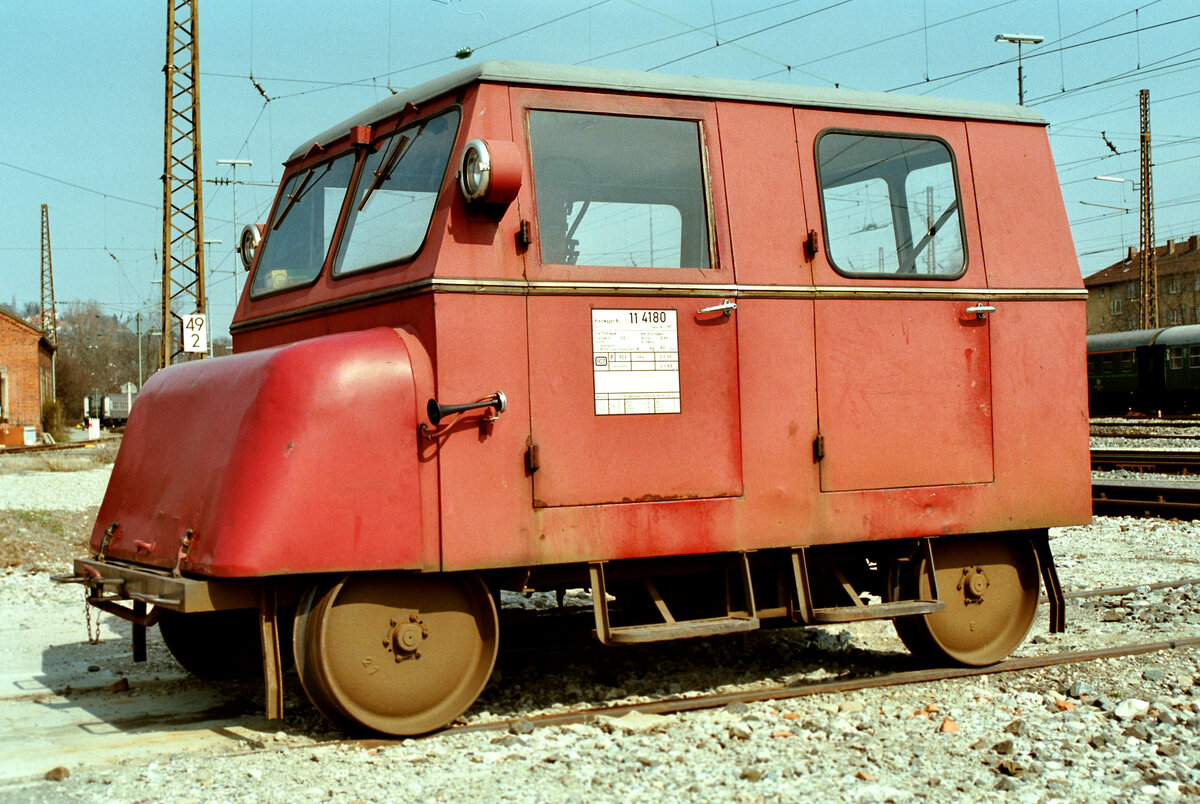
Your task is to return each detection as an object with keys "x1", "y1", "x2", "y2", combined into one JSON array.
[{"x1": 3, "y1": 433, "x2": 1200, "y2": 801}]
